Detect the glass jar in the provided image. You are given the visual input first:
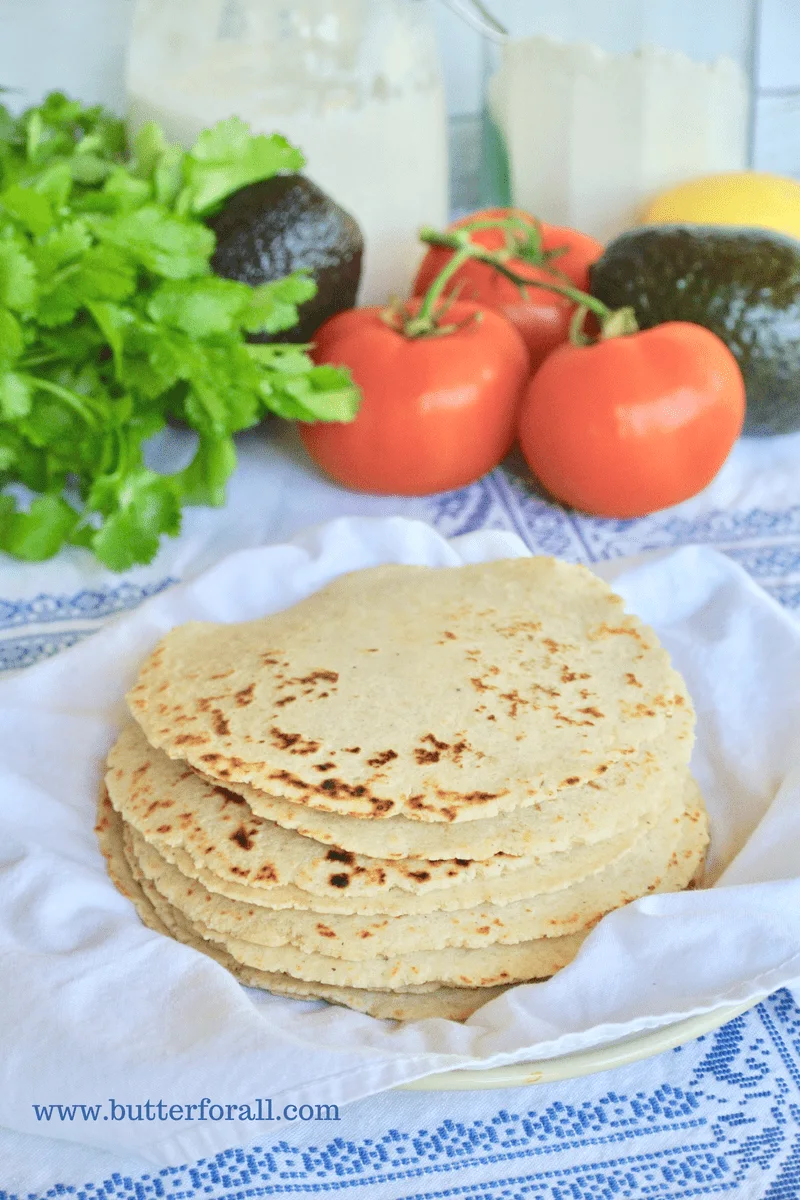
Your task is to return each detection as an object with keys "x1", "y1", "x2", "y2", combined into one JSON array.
[
  {"x1": 126, "y1": 0, "x2": 449, "y2": 303},
  {"x1": 473, "y1": 0, "x2": 758, "y2": 241}
]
